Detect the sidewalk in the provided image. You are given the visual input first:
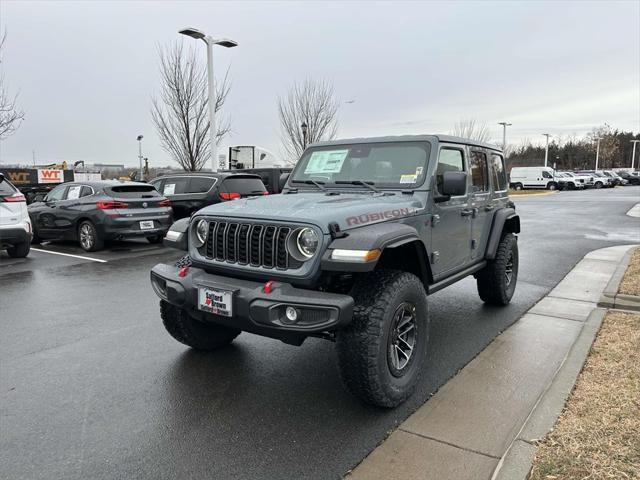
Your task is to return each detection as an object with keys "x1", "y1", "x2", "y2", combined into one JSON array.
[{"x1": 345, "y1": 244, "x2": 638, "y2": 480}]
